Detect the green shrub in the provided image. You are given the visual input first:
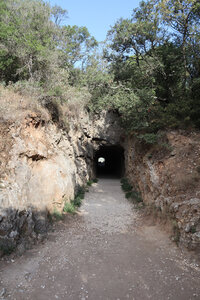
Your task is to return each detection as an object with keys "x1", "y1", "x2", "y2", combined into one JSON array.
[
  {"x1": 70, "y1": 185, "x2": 86, "y2": 208},
  {"x1": 0, "y1": 244, "x2": 16, "y2": 256},
  {"x1": 125, "y1": 191, "x2": 133, "y2": 199},
  {"x1": 87, "y1": 180, "x2": 93, "y2": 186},
  {"x1": 131, "y1": 191, "x2": 143, "y2": 203},
  {"x1": 77, "y1": 186, "x2": 85, "y2": 199},
  {"x1": 63, "y1": 202, "x2": 75, "y2": 213},
  {"x1": 121, "y1": 178, "x2": 143, "y2": 205},
  {"x1": 138, "y1": 133, "x2": 158, "y2": 144},
  {"x1": 190, "y1": 225, "x2": 196, "y2": 234},
  {"x1": 73, "y1": 196, "x2": 82, "y2": 207},
  {"x1": 52, "y1": 208, "x2": 63, "y2": 220},
  {"x1": 172, "y1": 220, "x2": 180, "y2": 244},
  {"x1": 121, "y1": 178, "x2": 133, "y2": 192}
]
